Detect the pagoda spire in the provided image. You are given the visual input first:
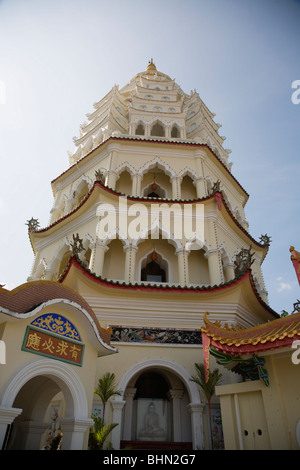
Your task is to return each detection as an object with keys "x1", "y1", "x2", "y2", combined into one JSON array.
[{"x1": 147, "y1": 58, "x2": 157, "y2": 71}]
